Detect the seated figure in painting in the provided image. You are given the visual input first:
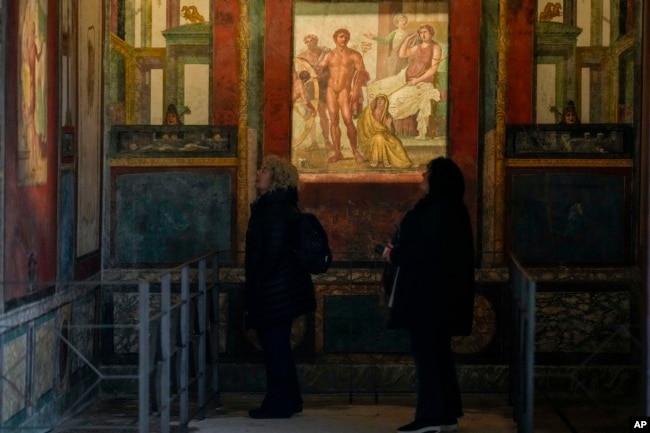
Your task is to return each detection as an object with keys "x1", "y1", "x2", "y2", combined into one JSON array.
[
  {"x1": 367, "y1": 24, "x2": 442, "y2": 140},
  {"x1": 358, "y1": 94, "x2": 415, "y2": 168}
]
